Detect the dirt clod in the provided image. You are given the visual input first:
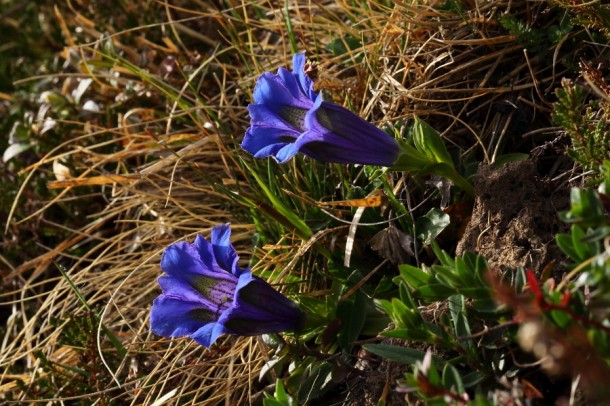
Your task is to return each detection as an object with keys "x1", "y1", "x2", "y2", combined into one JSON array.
[{"x1": 456, "y1": 160, "x2": 570, "y2": 272}]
